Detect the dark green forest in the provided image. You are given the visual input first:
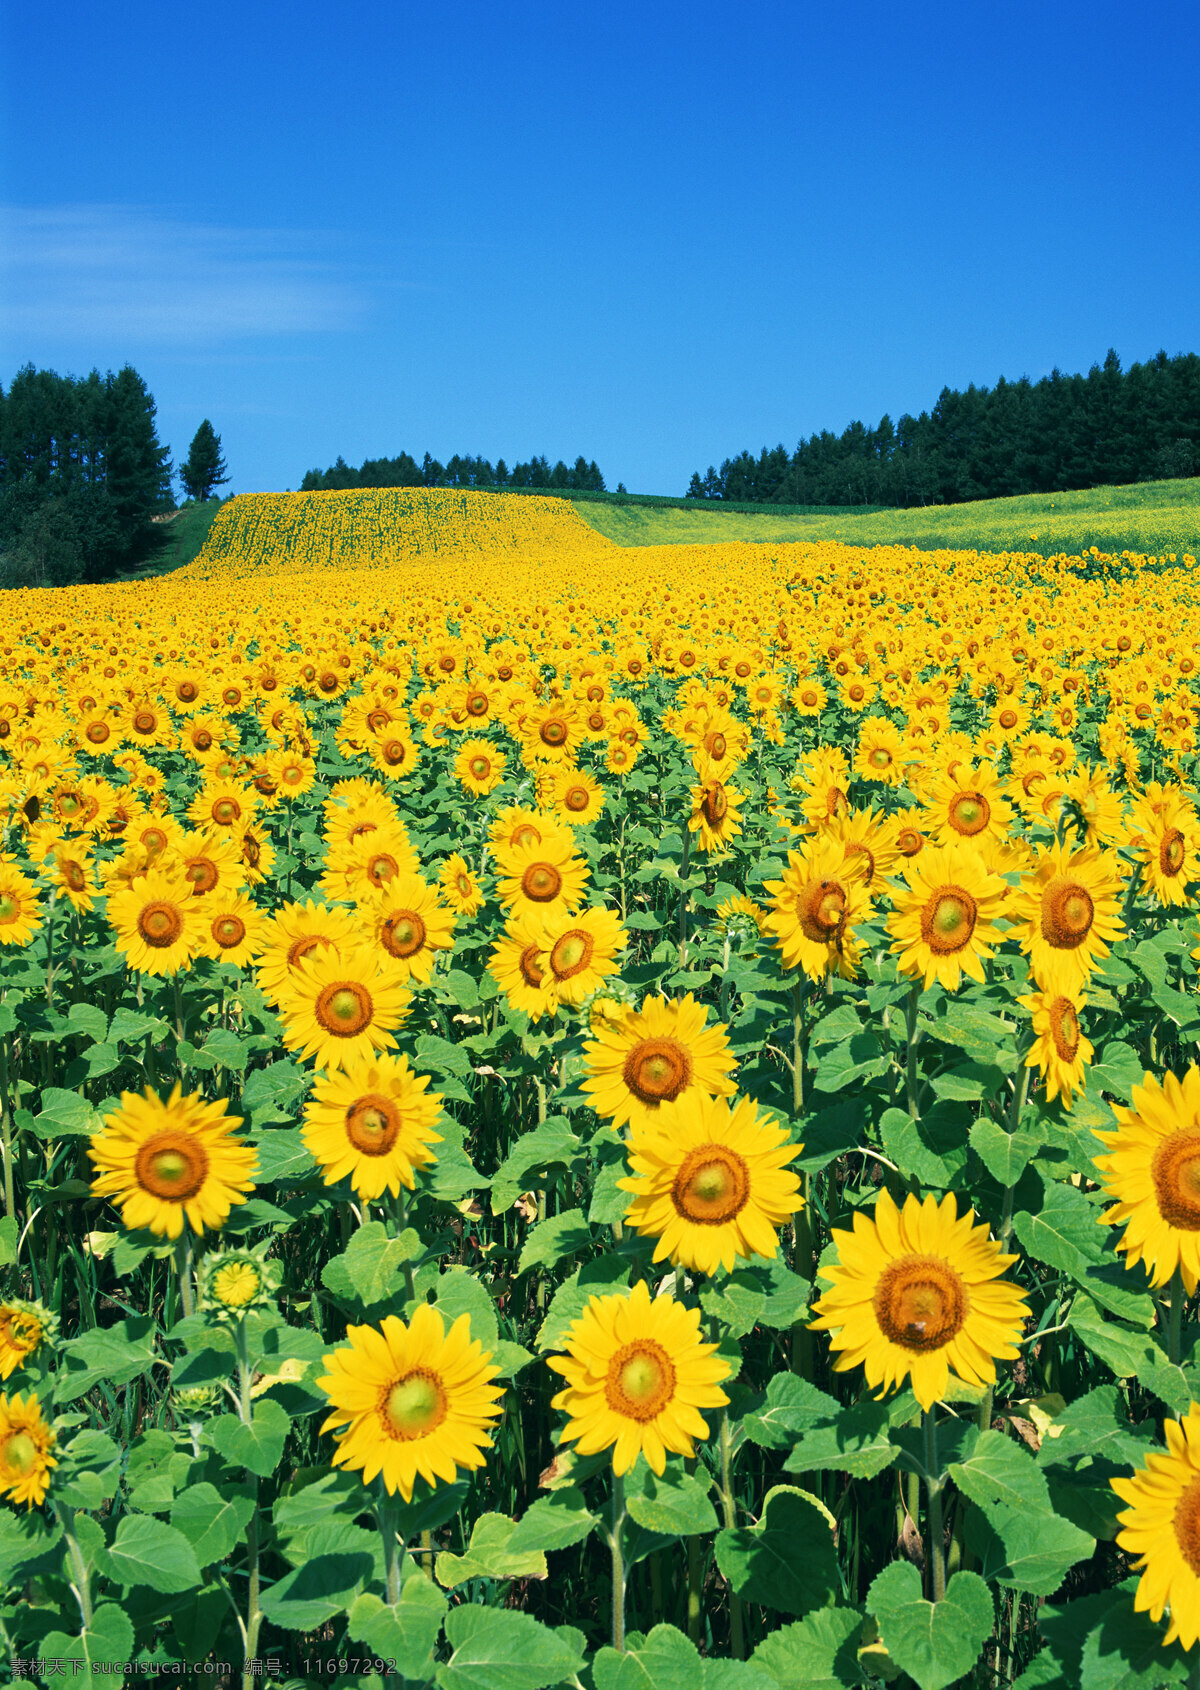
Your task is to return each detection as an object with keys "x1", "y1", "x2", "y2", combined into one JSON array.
[
  {"x1": 688, "y1": 349, "x2": 1200, "y2": 506},
  {"x1": 0, "y1": 364, "x2": 174, "y2": 586},
  {"x1": 300, "y1": 450, "x2": 606, "y2": 493}
]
